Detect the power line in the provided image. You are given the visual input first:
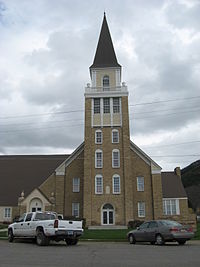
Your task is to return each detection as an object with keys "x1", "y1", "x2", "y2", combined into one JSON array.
[
  {"x1": 151, "y1": 155, "x2": 200, "y2": 157},
  {"x1": 142, "y1": 140, "x2": 200, "y2": 149},
  {"x1": 1, "y1": 95, "x2": 200, "y2": 120}
]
